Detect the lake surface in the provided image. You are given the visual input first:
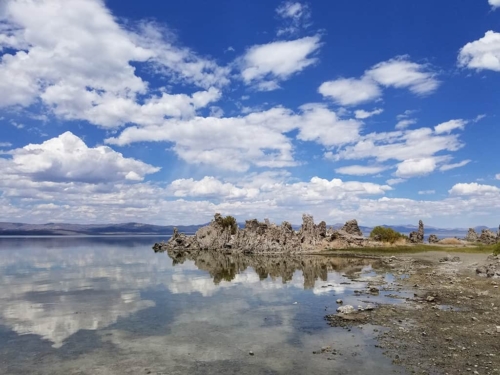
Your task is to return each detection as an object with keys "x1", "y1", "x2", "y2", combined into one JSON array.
[{"x1": 0, "y1": 237, "x2": 407, "y2": 374}]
